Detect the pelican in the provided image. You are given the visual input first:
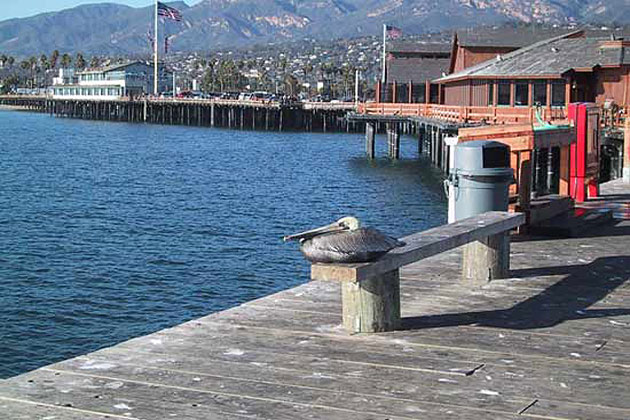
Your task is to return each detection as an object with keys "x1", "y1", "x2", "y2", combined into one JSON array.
[{"x1": 283, "y1": 216, "x2": 405, "y2": 263}]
